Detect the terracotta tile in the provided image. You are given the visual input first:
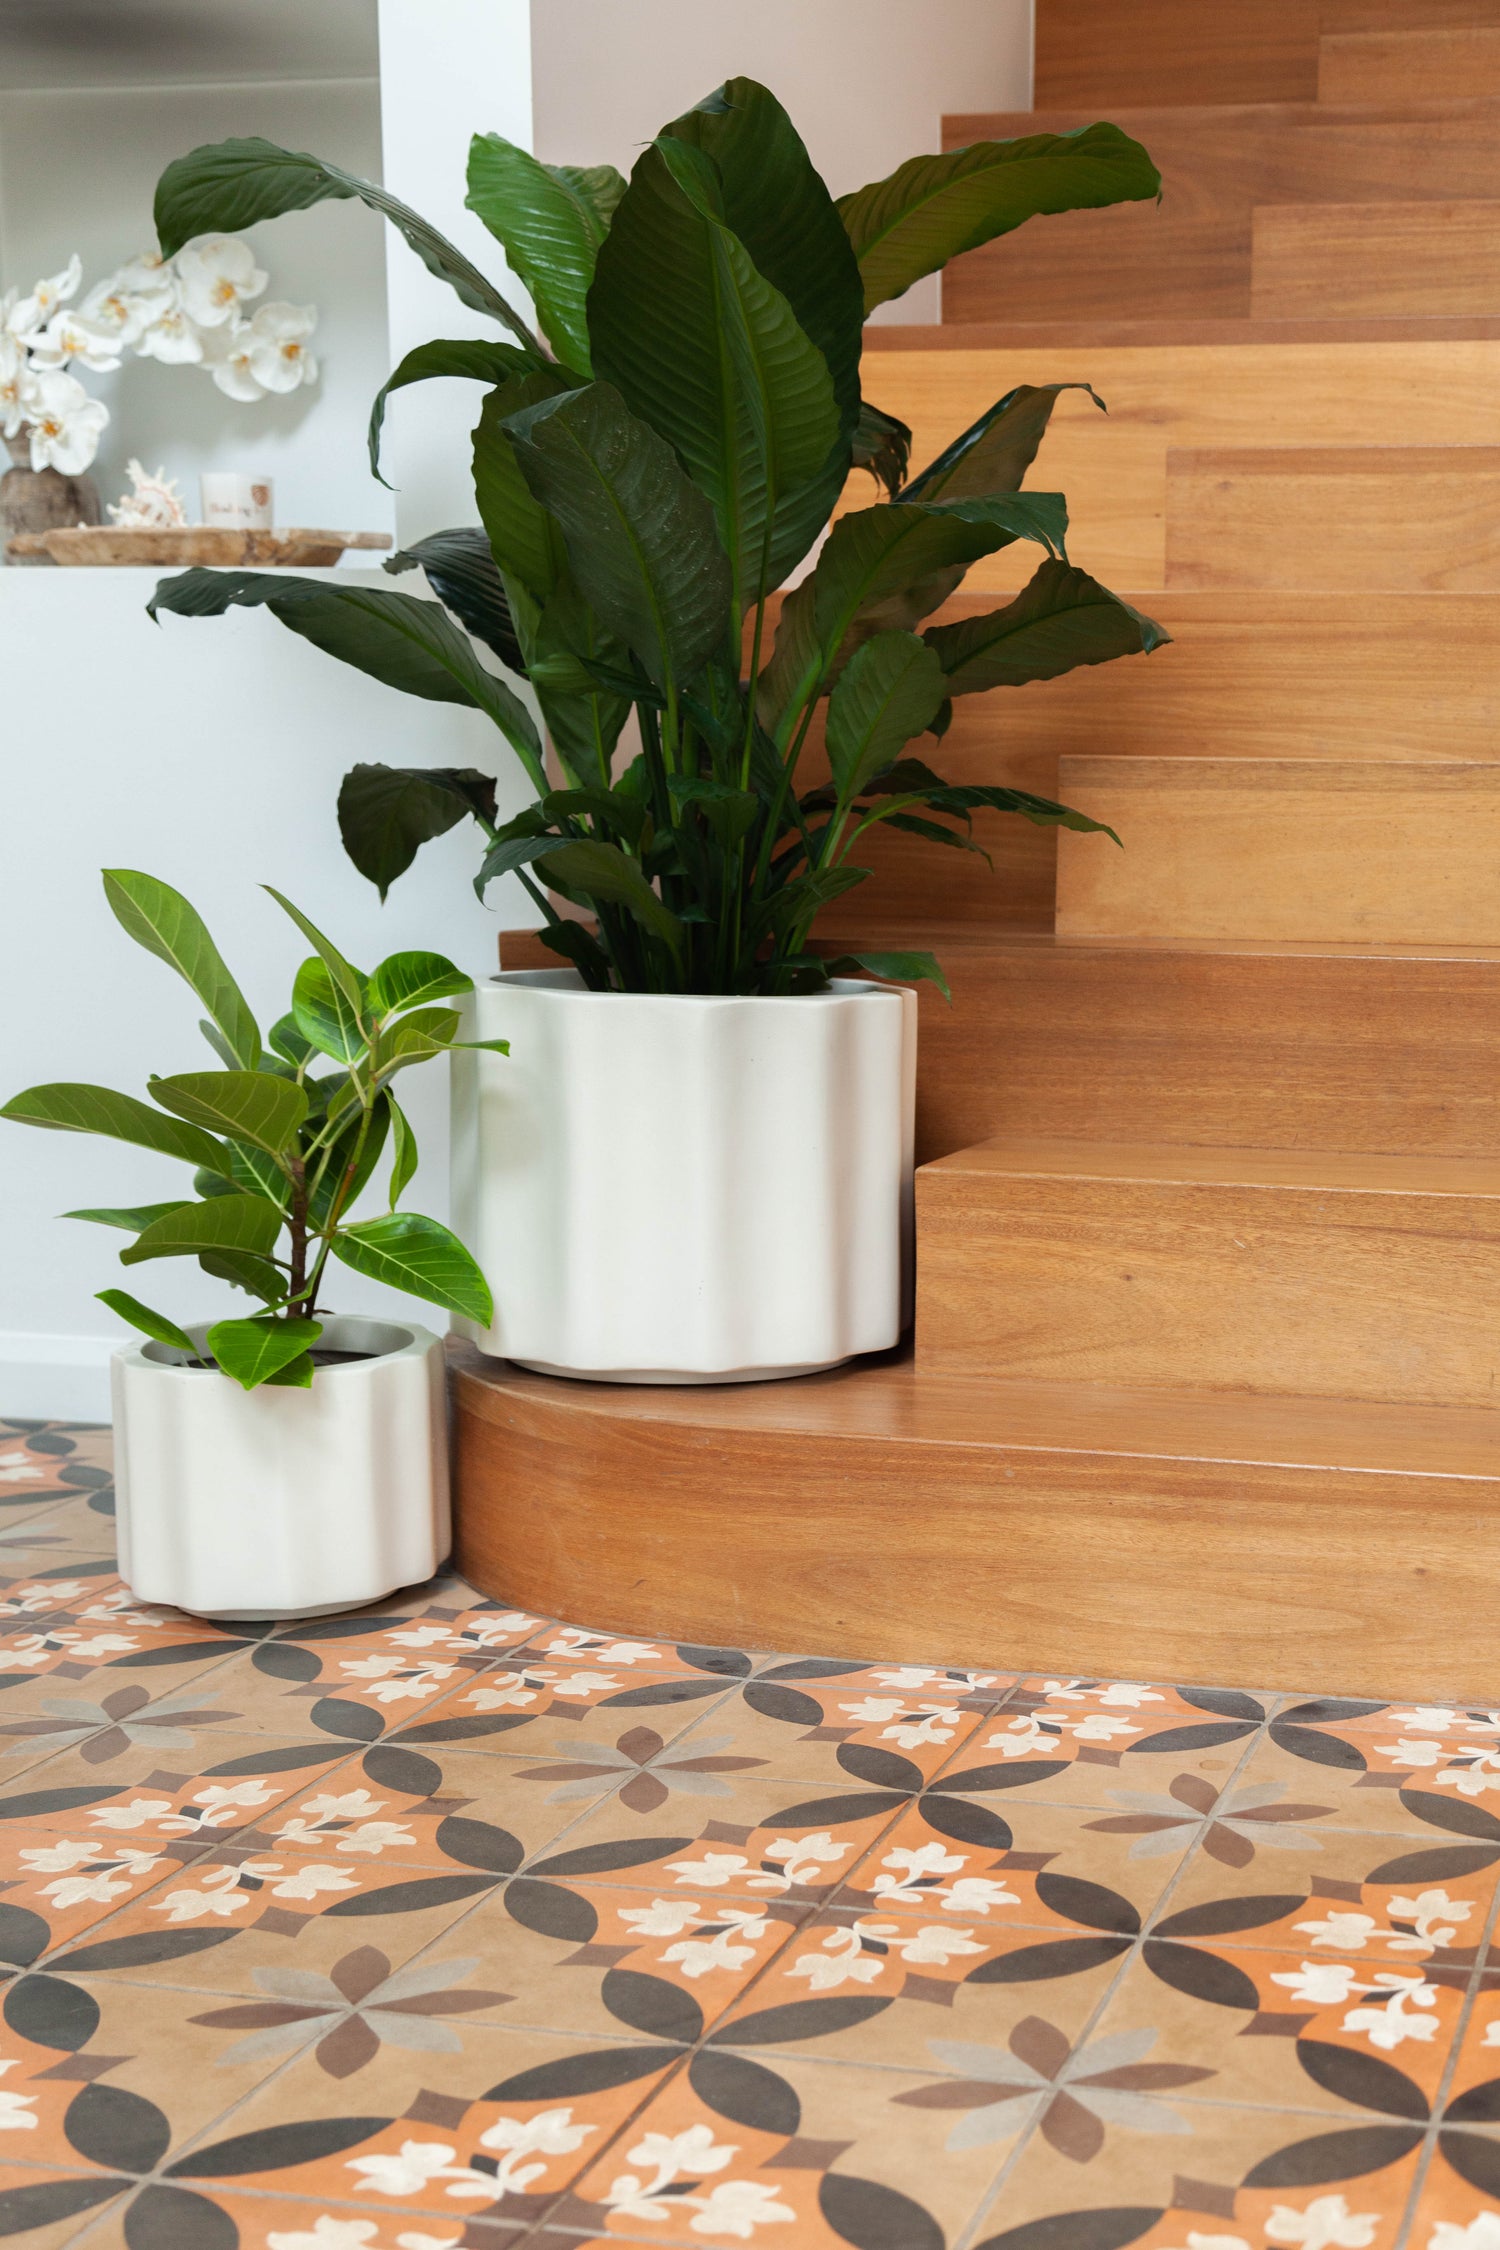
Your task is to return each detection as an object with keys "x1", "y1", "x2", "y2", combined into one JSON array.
[
  {"x1": 1268, "y1": 1701, "x2": 1500, "y2": 1810},
  {"x1": 0, "y1": 1425, "x2": 114, "y2": 1516},
  {"x1": 927, "y1": 1683, "x2": 1271, "y2": 1815},
  {"x1": 0, "y1": 1973, "x2": 302, "y2": 2177},
  {"x1": 516, "y1": 1623, "x2": 757, "y2": 1686},
  {"x1": 519, "y1": 1775, "x2": 911, "y2": 1905},
  {"x1": 0, "y1": 1734, "x2": 360, "y2": 1841},
  {"x1": 563, "y1": 2047, "x2": 1007, "y2": 2248},
  {"x1": 672, "y1": 1657, "x2": 1009, "y2": 1786},
  {"x1": 254, "y1": 1742, "x2": 620, "y2": 1879},
  {"x1": 1404, "y1": 2139, "x2": 1500, "y2": 2243},
  {"x1": 434, "y1": 1877, "x2": 810, "y2": 2046},
  {"x1": 966, "y1": 2104, "x2": 1422, "y2": 2248},
  {"x1": 390, "y1": 1661, "x2": 743, "y2": 1769},
  {"x1": 0, "y1": 1679, "x2": 271, "y2": 1786},
  {"x1": 41, "y1": 1840, "x2": 509, "y2": 2000},
  {"x1": 193, "y1": 1635, "x2": 497, "y2": 1751},
  {"x1": 0, "y1": 1594, "x2": 265, "y2": 1707},
  {"x1": 162, "y1": 2024, "x2": 679, "y2": 2227},
  {"x1": 13, "y1": 1498, "x2": 119, "y2": 1560},
  {"x1": 1090, "y1": 1938, "x2": 1468, "y2": 2120},
  {"x1": 112, "y1": 2190, "x2": 524, "y2": 2245},
  {"x1": 1160, "y1": 1815, "x2": 1500, "y2": 1968},
  {"x1": 0, "y1": 2165, "x2": 131, "y2": 2246},
  {"x1": 1230, "y1": 1730, "x2": 1499, "y2": 1840},
  {"x1": 841, "y1": 1794, "x2": 1198, "y2": 1938},
  {"x1": 713, "y1": 1898, "x2": 1127, "y2": 2070},
  {"x1": 1436, "y1": 1970, "x2": 1500, "y2": 2118},
  {"x1": 0, "y1": 1821, "x2": 209, "y2": 1968},
  {"x1": 0, "y1": 1567, "x2": 129, "y2": 1627}
]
